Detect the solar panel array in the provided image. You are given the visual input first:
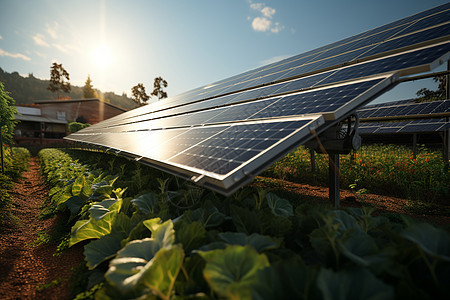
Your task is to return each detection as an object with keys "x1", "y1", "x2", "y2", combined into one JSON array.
[
  {"x1": 359, "y1": 99, "x2": 450, "y2": 119},
  {"x1": 359, "y1": 118, "x2": 450, "y2": 134},
  {"x1": 66, "y1": 3, "x2": 450, "y2": 195}
]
